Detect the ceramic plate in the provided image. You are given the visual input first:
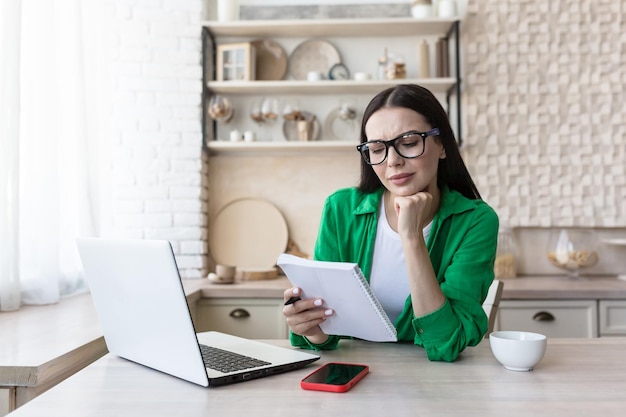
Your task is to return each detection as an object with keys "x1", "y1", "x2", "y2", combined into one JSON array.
[
  {"x1": 324, "y1": 106, "x2": 361, "y2": 141},
  {"x1": 251, "y1": 39, "x2": 287, "y2": 81},
  {"x1": 209, "y1": 198, "x2": 288, "y2": 269},
  {"x1": 282, "y1": 111, "x2": 321, "y2": 141},
  {"x1": 288, "y1": 40, "x2": 341, "y2": 80}
]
